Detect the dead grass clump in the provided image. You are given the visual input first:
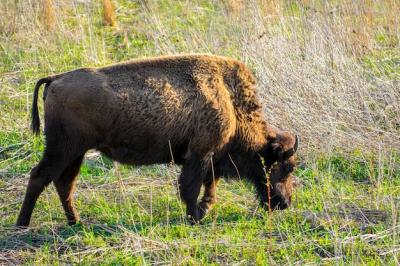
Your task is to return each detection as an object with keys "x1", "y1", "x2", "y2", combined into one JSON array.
[
  {"x1": 42, "y1": 0, "x2": 55, "y2": 31},
  {"x1": 0, "y1": 1, "x2": 18, "y2": 35},
  {"x1": 224, "y1": 0, "x2": 246, "y2": 16},
  {"x1": 103, "y1": 0, "x2": 117, "y2": 27},
  {"x1": 259, "y1": 0, "x2": 281, "y2": 21}
]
